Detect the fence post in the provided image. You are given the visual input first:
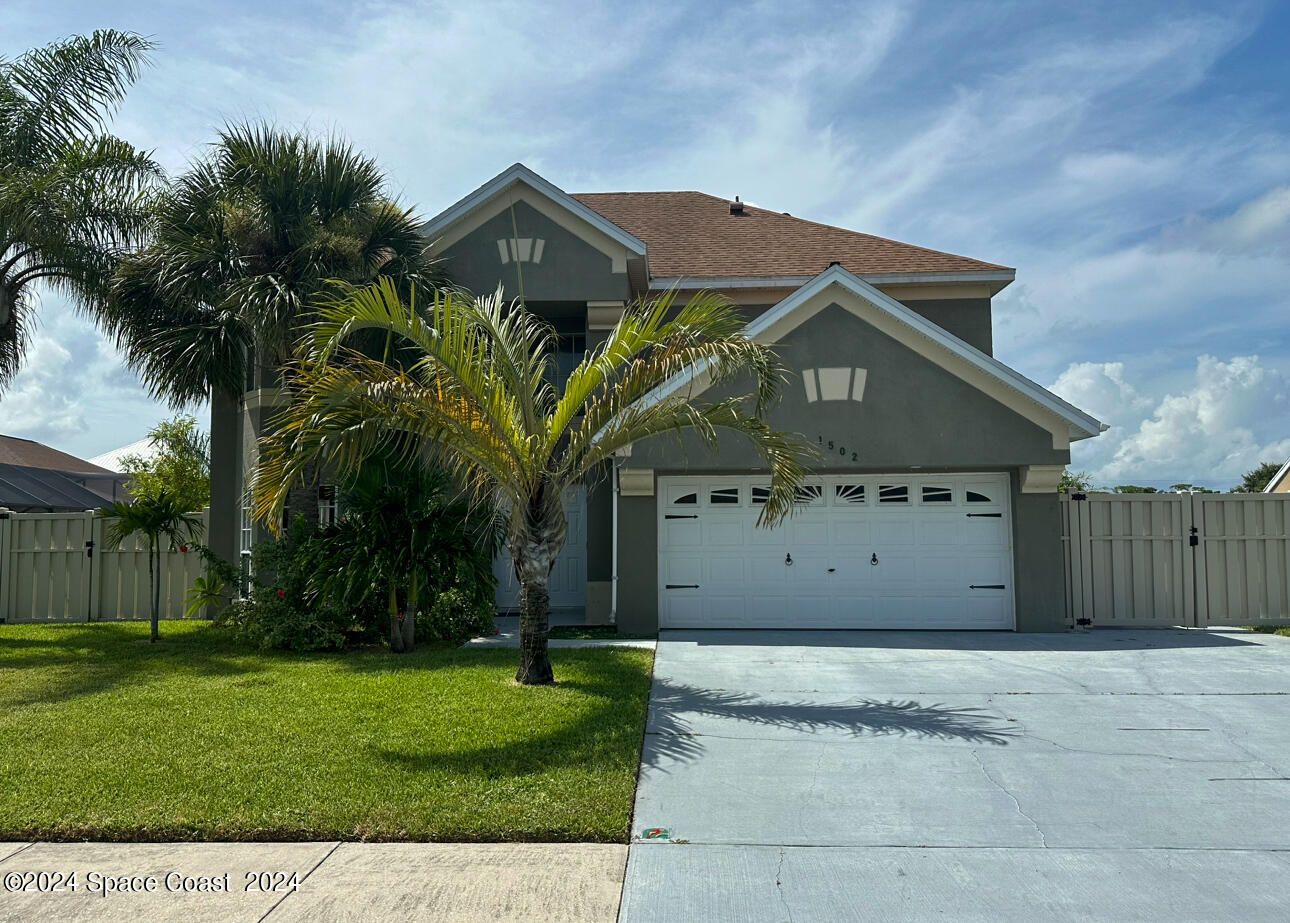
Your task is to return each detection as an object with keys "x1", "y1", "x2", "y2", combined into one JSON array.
[
  {"x1": 0, "y1": 510, "x2": 10, "y2": 622},
  {"x1": 1189, "y1": 493, "x2": 1209, "y2": 628},
  {"x1": 88, "y1": 514, "x2": 104, "y2": 623},
  {"x1": 1068, "y1": 493, "x2": 1093, "y2": 627}
]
